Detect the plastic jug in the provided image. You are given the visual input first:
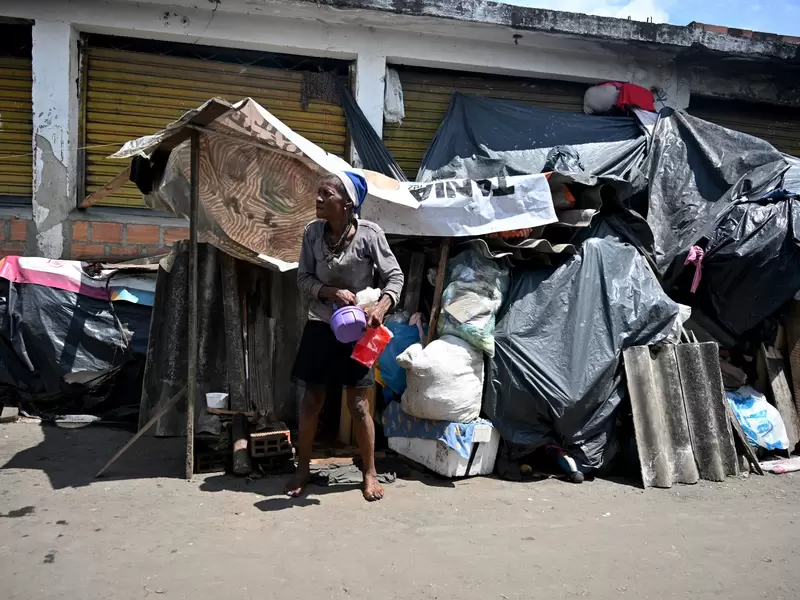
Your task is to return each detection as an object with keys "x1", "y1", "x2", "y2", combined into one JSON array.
[{"x1": 351, "y1": 324, "x2": 394, "y2": 367}]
